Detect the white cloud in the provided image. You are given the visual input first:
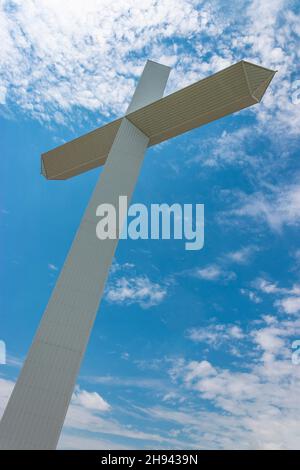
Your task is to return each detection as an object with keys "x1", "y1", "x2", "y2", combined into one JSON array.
[
  {"x1": 0, "y1": 0, "x2": 298, "y2": 142},
  {"x1": 5, "y1": 354, "x2": 23, "y2": 368},
  {"x1": 189, "y1": 127, "x2": 254, "y2": 169},
  {"x1": 226, "y1": 246, "x2": 257, "y2": 265},
  {"x1": 58, "y1": 433, "x2": 129, "y2": 450},
  {"x1": 1, "y1": 313, "x2": 300, "y2": 449},
  {"x1": 0, "y1": 0, "x2": 221, "y2": 124},
  {"x1": 184, "y1": 360, "x2": 216, "y2": 382},
  {"x1": 277, "y1": 296, "x2": 300, "y2": 315},
  {"x1": 252, "y1": 327, "x2": 285, "y2": 356},
  {"x1": 0, "y1": 85, "x2": 6, "y2": 104},
  {"x1": 0, "y1": 375, "x2": 181, "y2": 448},
  {"x1": 1, "y1": 0, "x2": 300, "y2": 452},
  {"x1": 105, "y1": 275, "x2": 167, "y2": 308},
  {"x1": 187, "y1": 323, "x2": 244, "y2": 348},
  {"x1": 294, "y1": 249, "x2": 300, "y2": 261},
  {"x1": 238, "y1": 0, "x2": 300, "y2": 137},
  {"x1": 193, "y1": 264, "x2": 235, "y2": 282},
  {"x1": 240, "y1": 288, "x2": 262, "y2": 303},
  {"x1": 48, "y1": 263, "x2": 58, "y2": 271},
  {"x1": 63, "y1": 392, "x2": 191, "y2": 448},
  {"x1": 253, "y1": 277, "x2": 300, "y2": 315},
  {"x1": 0, "y1": 377, "x2": 14, "y2": 419},
  {"x1": 230, "y1": 182, "x2": 300, "y2": 232},
  {"x1": 86, "y1": 374, "x2": 168, "y2": 391},
  {"x1": 164, "y1": 315, "x2": 300, "y2": 449},
  {"x1": 71, "y1": 387, "x2": 111, "y2": 412},
  {"x1": 194, "y1": 265, "x2": 221, "y2": 280},
  {"x1": 254, "y1": 278, "x2": 282, "y2": 294}
]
